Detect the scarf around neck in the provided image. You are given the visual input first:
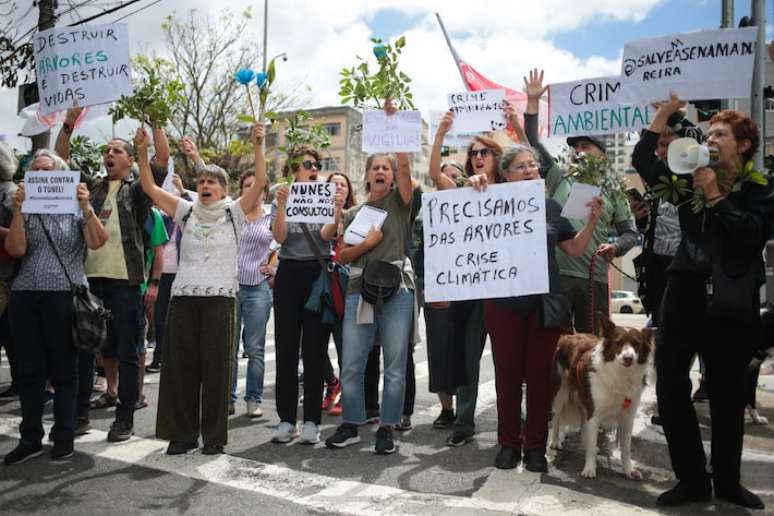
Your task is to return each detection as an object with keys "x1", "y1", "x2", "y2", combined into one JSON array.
[{"x1": 191, "y1": 197, "x2": 230, "y2": 224}]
